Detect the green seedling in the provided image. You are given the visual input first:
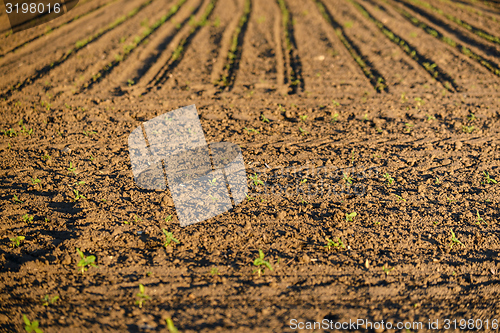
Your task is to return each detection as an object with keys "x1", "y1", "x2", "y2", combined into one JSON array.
[
  {"x1": 299, "y1": 115, "x2": 308, "y2": 122},
  {"x1": 244, "y1": 127, "x2": 260, "y2": 134},
  {"x1": 449, "y1": 228, "x2": 464, "y2": 248},
  {"x1": 331, "y1": 112, "x2": 339, "y2": 123},
  {"x1": 83, "y1": 130, "x2": 97, "y2": 136},
  {"x1": 165, "y1": 215, "x2": 173, "y2": 223},
  {"x1": 467, "y1": 112, "x2": 477, "y2": 121},
  {"x1": 482, "y1": 171, "x2": 497, "y2": 184},
  {"x1": 127, "y1": 79, "x2": 135, "y2": 86},
  {"x1": 299, "y1": 127, "x2": 308, "y2": 135},
  {"x1": 165, "y1": 318, "x2": 179, "y2": 333},
  {"x1": 23, "y1": 314, "x2": 43, "y2": 333},
  {"x1": 426, "y1": 114, "x2": 436, "y2": 121},
  {"x1": 210, "y1": 267, "x2": 219, "y2": 276},
  {"x1": 13, "y1": 194, "x2": 23, "y2": 203},
  {"x1": 41, "y1": 295, "x2": 59, "y2": 306},
  {"x1": 278, "y1": 104, "x2": 285, "y2": 112},
  {"x1": 382, "y1": 265, "x2": 394, "y2": 275},
  {"x1": 249, "y1": 173, "x2": 264, "y2": 186},
  {"x1": 261, "y1": 114, "x2": 270, "y2": 123},
  {"x1": 20, "y1": 125, "x2": 33, "y2": 135},
  {"x1": 395, "y1": 194, "x2": 406, "y2": 202},
  {"x1": 345, "y1": 211, "x2": 357, "y2": 222},
  {"x1": 135, "y1": 284, "x2": 150, "y2": 308},
  {"x1": 462, "y1": 125, "x2": 475, "y2": 133},
  {"x1": 246, "y1": 193, "x2": 254, "y2": 201},
  {"x1": 300, "y1": 178, "x2": 307, "y2": 184},
  {"x1": 383, "y1": 173, "x2": 394, "y2": 185},
  {"x1": 10, "y1": 235, "x2": 25, "y2": 248},
  {"x1": 42, "y1": 154, "x2": 50, "y2": 161},
  {"x1": 435, "y1": 177, "x2": 440, "y2": 185},
  {"x1": 253, "y1": 249, "x2": 273, "y2": 277},
  {"x1": 343, "y1": 172, "x2": 353, "y2": 184},
  {"x1": 208, "y1": 178, "x2": 217, "y2": 186},
  {"x1": 404, "y1": 123, "x2": 414, "y2": 133},
  {"x1": 73, "y1": 190, "x2": 86, "y2": 201},
  {"x1": 22, "y1": 214, "x2": 34, "y2": 223},
  {"x1": 74, "y1": 181, "x2": 85, "y2": 186},
  {"x1": 2, "y1": 128, "x2": 17, "y2": 137},
  {"x1": 67, "y1": 162, "x2": 76, "y2": 175},
  {"x1": 123, "y1": 220, "x2": 130, "y2": 225},
  {"x1": 433, "y1": 221, "x2": 439, "y2": 226},
  {"x1": 324, "y1": 237, "x2": 345, "y2": 250},
  {"x1": 446, "y1": 196, "x2": 455, "y2": 204},
  {"x1": 162, "y1": 229, "x2": 179, "y2": 247},
  {"x1": 76, "y1": 248, "x2": 97, "y2": 274},
  {"x1": 208, "y1": 194, "x2": 218, "y2": 202},
  {"x1": 89, "y1": 155, "x2": 95, "y2": 161},
  {"x1": 373, "y1": 221, "x2": 381, "y2": 225},
  {"x1": 299, "y1": 196, "x2": 308, "y2": 205},
  {"x1": 476, "y1": 210, "x2": 487, "y2": 225},
  {"x1": 44, "y1": 218, "x2": 50, "y2": 223},
  {"x1": 31, "y1": 178, "x2": 41, "y2": 186}
]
